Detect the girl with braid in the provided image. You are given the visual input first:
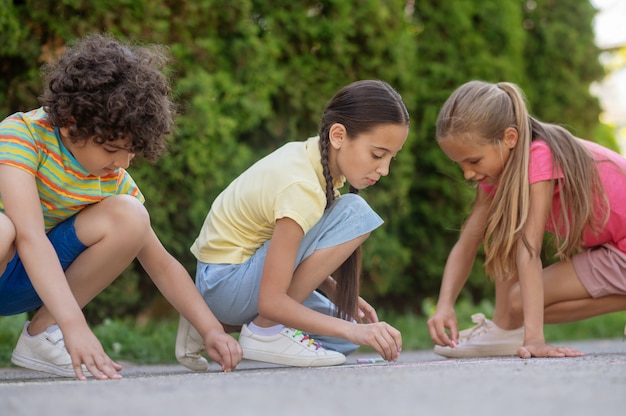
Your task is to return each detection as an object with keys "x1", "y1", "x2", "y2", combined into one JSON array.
[
  {"x1": 428, "y1": 80, "x2": 626, "y2": 359},
  {"x1": 176, "y1": 80, "x2": 407, "y2": 369}
]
